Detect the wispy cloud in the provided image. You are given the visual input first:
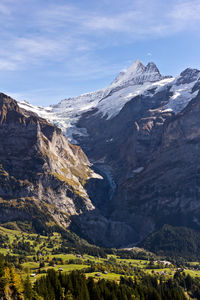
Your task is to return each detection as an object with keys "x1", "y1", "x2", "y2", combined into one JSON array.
[
  {"x1": 0, "y1": 3, "x2": 10, "y2": 15},
  {"x1": 0, "y1": 59, "x2": 16, "y2": 71},
  {"x1": 14, "y1": 37, "x2": 69, "y2": 59},
  {"x1": 170, "y1": 1, "x2": 200, "y2": 22},
  {"x1": 0, "y1": 0, "x2": 200, "y2": 104},
  {"x1": 169, "y1": 0, "x2": 200, "y2": 34},
  {"x1": 31, "y1": 1, "x2": 200, "y2": 43},
  {"x1": 0, "y1": 0, "x2": 200, "y2": 72}
]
